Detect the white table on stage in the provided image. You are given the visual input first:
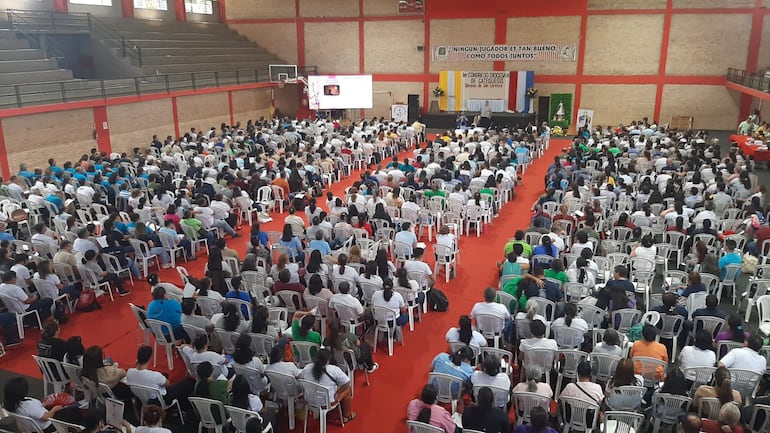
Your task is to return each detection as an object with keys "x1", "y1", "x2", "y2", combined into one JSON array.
[{"x1": 466, "y1": 99, "x2": 505, "y2": 112}]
